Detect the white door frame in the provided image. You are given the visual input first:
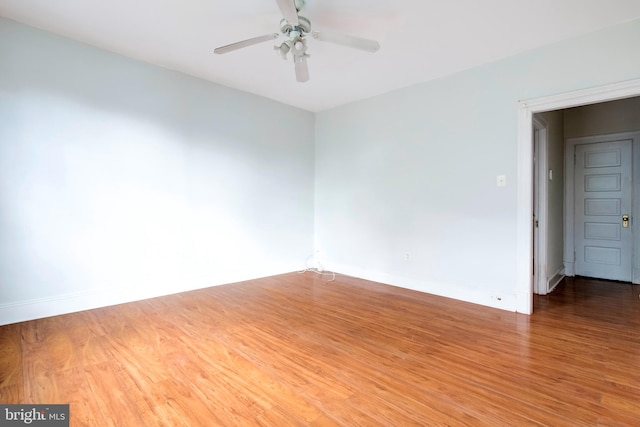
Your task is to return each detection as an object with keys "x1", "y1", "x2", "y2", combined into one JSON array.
[
  {"x1": 564, "y1": 131, "x2": 640, "y2": 283},
  {"x1": 516, "y1": 78, "x2": 640, "y2": 314},
  {"x1": 533, "y1": 116, "x2": 549, "y2": 295}
]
